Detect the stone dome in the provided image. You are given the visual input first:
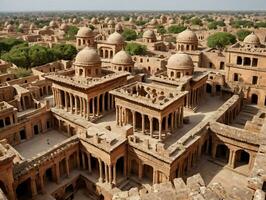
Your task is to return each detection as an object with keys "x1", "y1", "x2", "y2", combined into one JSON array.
[
  {"x1": 18, "y1": 24, "x2": 25, "y2": 29},
  {"x1": 177, "y1": 29, "x2": 198, "y2": 44},
  {"x1": 115, "y1": 23, "x2": 123, "y2": 32},
  {"x1": 91, "y1": 17, "x2": 98, "y2": 24},
  {"x1": 6, "y1": 24, "x2": 13, "y2": 30},
  {"x1": 108, "y1": 20, "x2": 115, "y2": 26},
  {"x1": 60, "y1": 23, "x2": 68, "y2": 30},
  {"x1": 143, "y1": 30, "x2": 156, "y2": 39},
  {"x1": 104, "y1": 17, "x2": 110, "y2": 23},
  {"x1": 150, "y1": 18, "x2": 158, "y2": 25},
  {"x1": 107, "y1": 32, "x2": 124, "y2": 44},
  {"x1": 29, "y1": 23, "x2": 35, "y2": 29},
  {"x1": 77, "y1": 27, "x2": 93, "y2": 38},
  {"x1": 49, "y1": 20, "x2": 56, "y2": 27},
  {"x1": 244, "y1": 32, "x2": 260, "y2": 45},
  {"x1": 167, "y1": 53, "x2": 194, "y2": 70},
  {"x1": 112, "y1": 50, "x2": 133, "y2": 65},
  {"x1": 74, "y1": 47, "x2": 101, "y2": 66}
]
